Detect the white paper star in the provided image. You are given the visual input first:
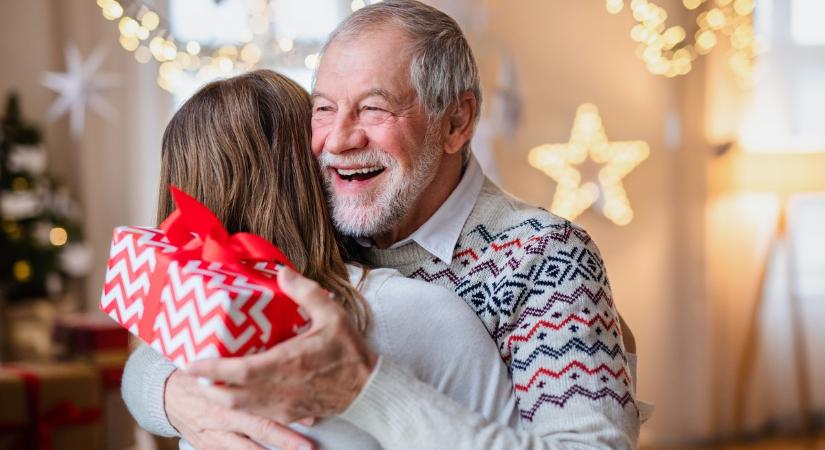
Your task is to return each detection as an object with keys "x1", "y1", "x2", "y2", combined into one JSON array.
[{"x1": 41, "y1": 44, "x2": 120, "y2": 140}]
